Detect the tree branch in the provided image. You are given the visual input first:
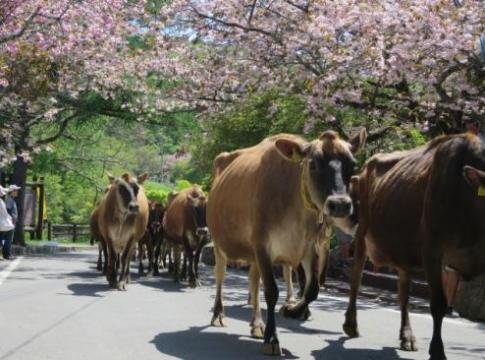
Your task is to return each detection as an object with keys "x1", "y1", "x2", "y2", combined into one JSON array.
[
  {"x1": 0, "y1": 6, "x2": 40, "y2": 44},
  {"x1": 191, "y1": 7, "x2": 276, "y2": 38},
  {"x1": 35, "y1": 113, "x2": 79, "y2": 145}
]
